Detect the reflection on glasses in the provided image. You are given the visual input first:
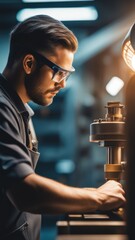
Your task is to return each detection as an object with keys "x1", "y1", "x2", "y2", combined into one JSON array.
[{"x1": 31, "y1": 51, "x2": 75, "y2": 83}]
